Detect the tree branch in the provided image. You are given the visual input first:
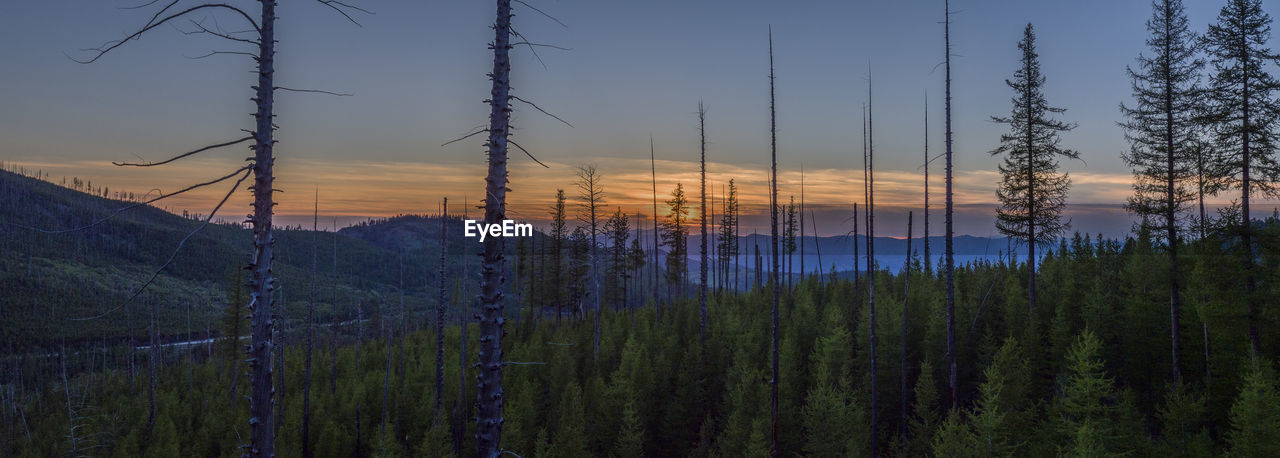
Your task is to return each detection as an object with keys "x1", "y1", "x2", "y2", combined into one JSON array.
[
  {"x1": 440, "y1": 128, "x2": 490, "y2": 147},
  {"x1": 74, "y1": 3, "x2": 261, "y2": 64},
  {"x1": 508, "y1": 140, "x2": 550, "y2": 168},
  {"x1": 274, "y1": 86, "x2": 353, "y2": 97},
  {"x1": 70, "y1": 166, "x2": 252, "y2": 321},
  {"x1": 113, "y1": 136, "x2": 253, "y2": 167},
  {"x1": 316, "y1": 0, "x2": 373, "y2": 27},
  {"x1": 510, "y1": 95, "x2": 572, "y2": 127}
]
